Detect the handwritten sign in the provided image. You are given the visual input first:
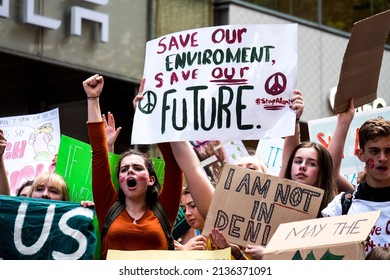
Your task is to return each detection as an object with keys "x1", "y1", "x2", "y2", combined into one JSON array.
[
  {"x1": 256, "y1": 138, "x2": 284, "y2": 176},
  {"x1": 308, "y1": 106, "x2": 390, "y2": 175},
  {"x1": 107, "y1": 248, "x2": 231, "y2": 260},
  {"x1": 1, "y1": 108, "x2": 60, "y2": 195},
  {"x1": 202, "y1": 164, "x2": 324, "y2": 248},
  {"x1": 132, "y1": 24, "x2": 298, "y2": 144},
  {"x1": 0, "y1": 195, "x2": 96, "y2": 260},
  {"x1": 55, "y1": 135, "x2": 121, "y2": 202},
  {"x1": 263, "y1": 211, "x2": 380, "y2": 260}
]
